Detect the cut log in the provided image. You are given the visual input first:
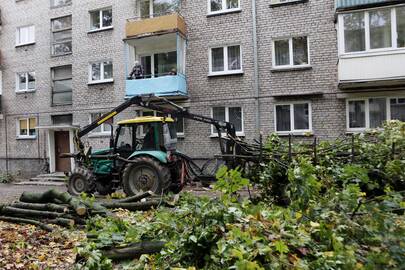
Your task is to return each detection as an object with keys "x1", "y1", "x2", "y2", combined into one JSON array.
[
  {"x1": 0, "y1": 216, "x2": 53, "y2": 232},
  {"x1": 115, "y1": 191, "x2": 155, "y2": 203},
  {"x1": 102, "y1": 241, "x2": 165, "y2": 260},
  {"x1": 101, "y1": 200, "x2": 160, "y2": 211},
  {"x1": 10, "y1": 202, "x2": 69, "y2": 213},
  {"x1": 0, "y1": 206, "x2": 65, "y2": 219},
  {"x1": 44, "y1": 218, "x2": 75, "y2": 228},
  {"x1": 20, "y1": 189, "x2": 87, "y2": 216}
]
